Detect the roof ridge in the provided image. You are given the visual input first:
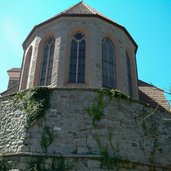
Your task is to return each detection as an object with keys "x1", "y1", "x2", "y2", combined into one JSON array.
[
  {"x1": 58, "y1": 1, "x2": 107, "y2": 17},
  {"x1": 53, "y1": 1, "x2": 122, "y2": 28},
  {"x1": 7, "y1": 68, "x2": 21, "y2": 72},
  {"x1": 23, "y1": 2, "x2": 138, "y2": 51},
  {"x1": 82, "y1": 2, "x2": 122, "y2": 27},
  {"x1": 81, "y1": 2, "x2": 97, "y2": 14},
  {"x1": 61, "y1": 1, "x2": 85, "y2": 15},
  {"x1": 54, "y1": 1, "x2": 83, "y2": 17},
  {"x1": 138, "y1": 80, "x2": 164, "y2": 92}
]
